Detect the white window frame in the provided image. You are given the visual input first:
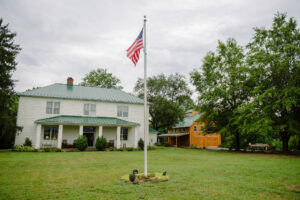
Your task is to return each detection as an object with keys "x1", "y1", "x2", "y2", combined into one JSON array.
[
  {"x1": 46, "y1": 101, "x2": 53, "y2": 114},
  {"x1": 84, "y1": 103, "x2": 96, "y2": 116},
  {"x1": 53, "y1": 102, "x2": 60, "y2": 114},
  {"x1": 46, "y1": 101, "x2": 60, "y2": 114},
  {"x1": 120, "y1": 128, "x2": 128, "y2": 140},
  {"x1": 43, "y1": 126, "x2": 58, "y2": 140},
  {"x1": 117, "y1": 105, "x2": 129, "y2": 117}
]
